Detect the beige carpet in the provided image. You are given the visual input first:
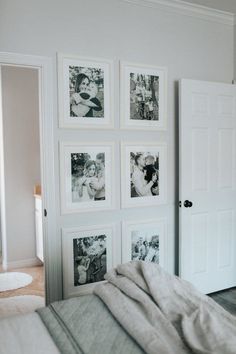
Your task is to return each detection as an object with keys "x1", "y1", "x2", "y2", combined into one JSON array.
[{"x1": 0, "y1": 295, "x2": 45, "y2": 318}]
